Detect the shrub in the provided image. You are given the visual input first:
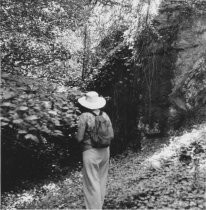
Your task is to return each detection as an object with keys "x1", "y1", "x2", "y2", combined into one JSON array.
[{"x1": 1, "y1": 73, "x2": 82, "y2": 191}]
